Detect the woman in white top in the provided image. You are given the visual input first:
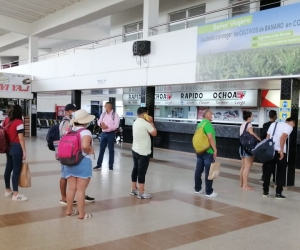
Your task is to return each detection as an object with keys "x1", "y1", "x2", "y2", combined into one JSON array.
[
  {"x1": 62, "y1": 109, "x2": 95, "y2": 220},
  {"x1": 239, "y1": 111, "x2": 261, "y2": 190}
]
